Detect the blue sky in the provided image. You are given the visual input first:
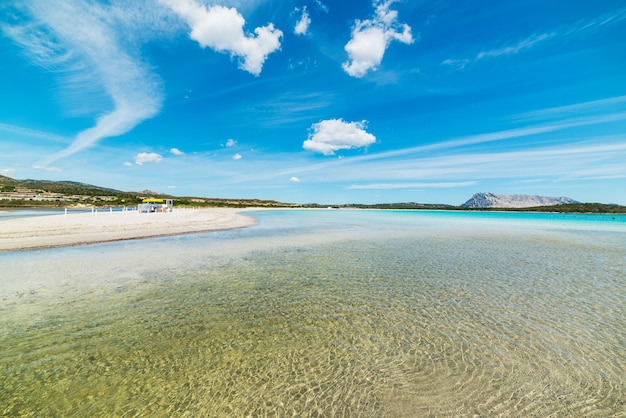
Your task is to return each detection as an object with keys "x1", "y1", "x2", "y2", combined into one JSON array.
[{"x1": 1, "y1": 0, "x2": 625, "y2": 205}]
